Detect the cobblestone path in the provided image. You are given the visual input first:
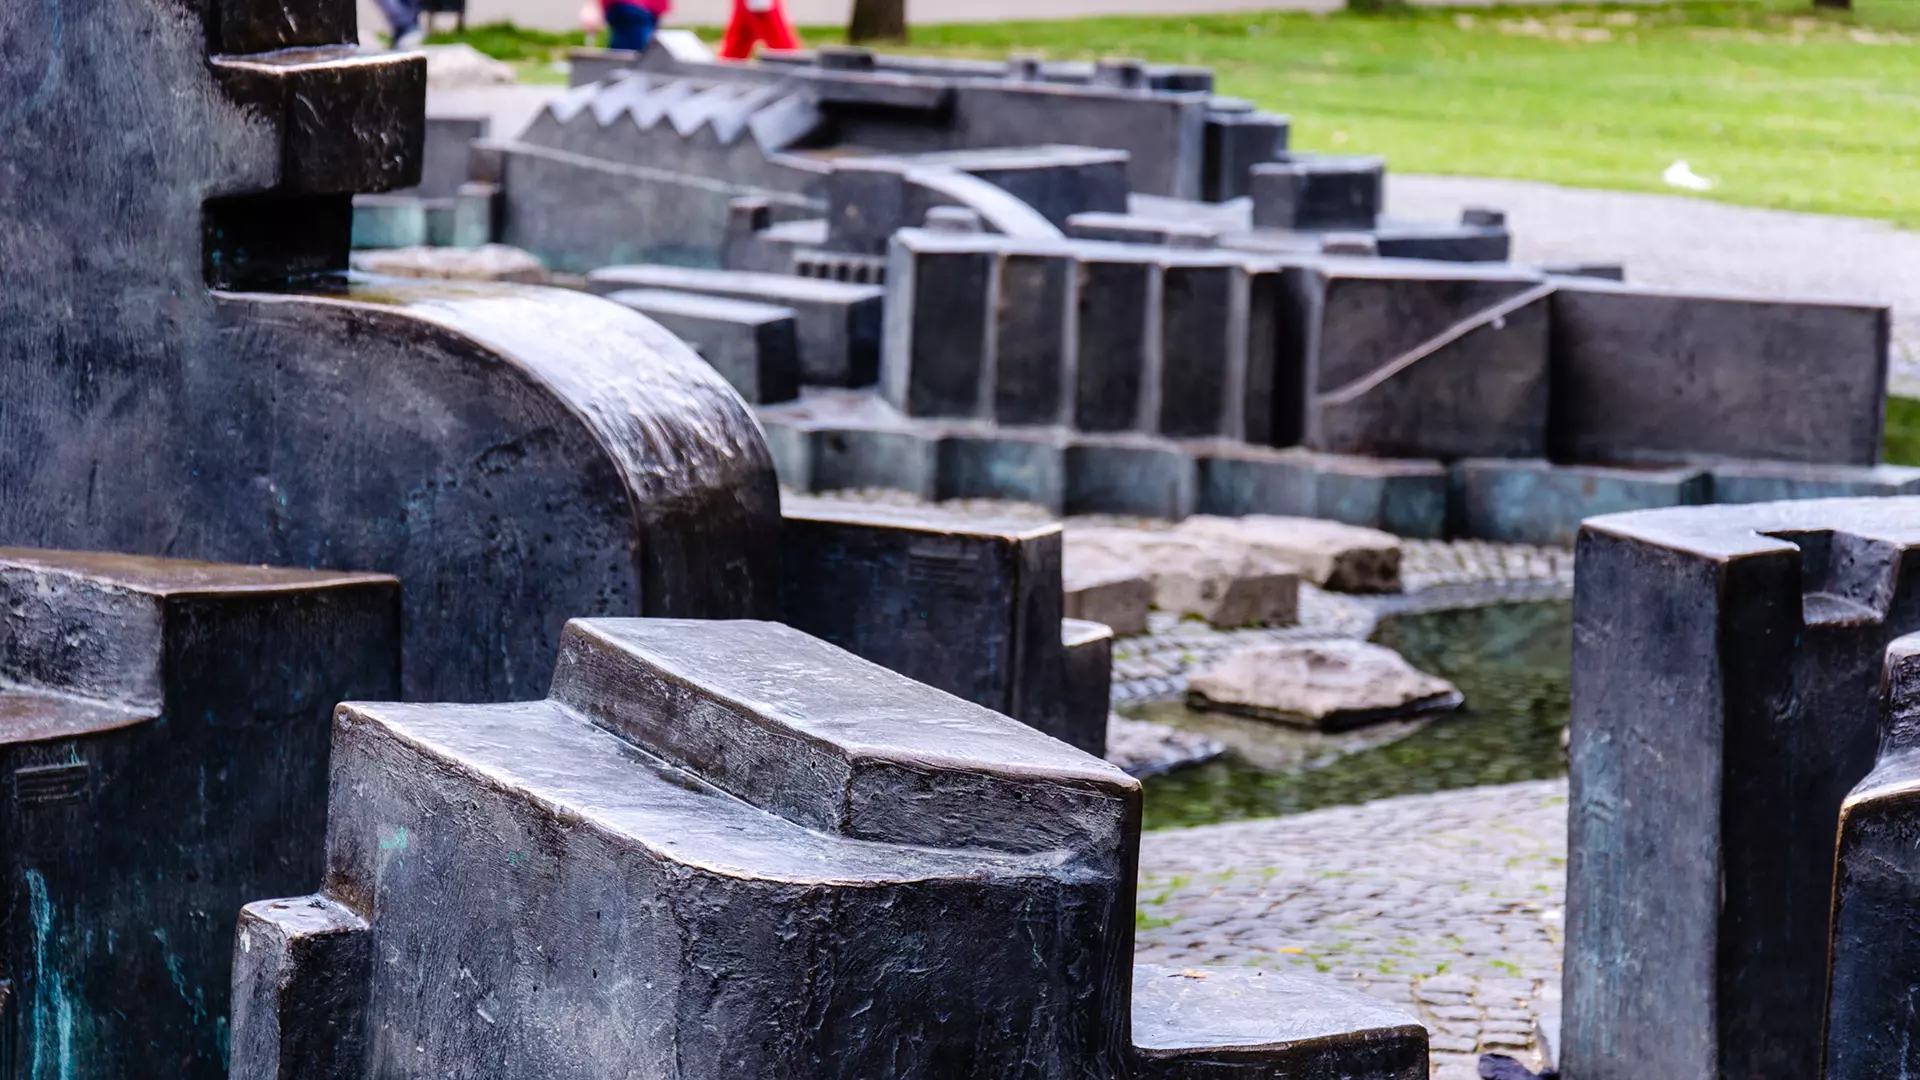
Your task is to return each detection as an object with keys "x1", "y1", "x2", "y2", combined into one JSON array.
[{"x1": 1136, "y1": 780, "x2": 1568, "y2": 1079}]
